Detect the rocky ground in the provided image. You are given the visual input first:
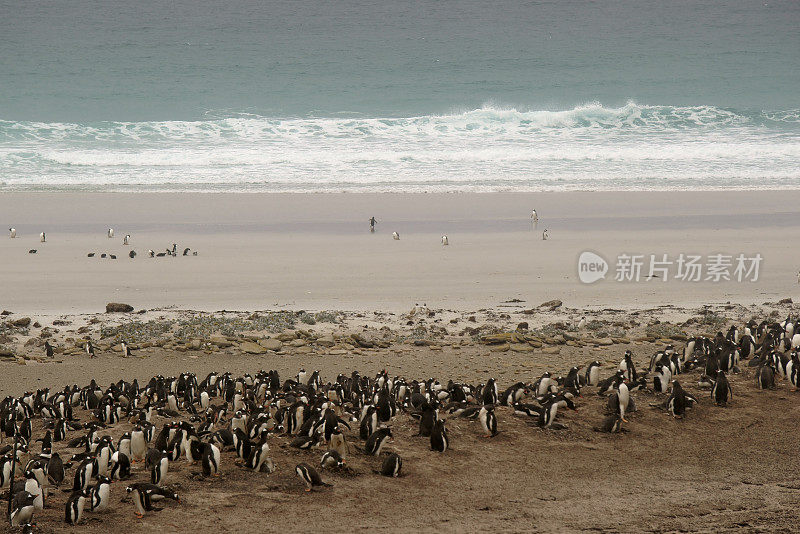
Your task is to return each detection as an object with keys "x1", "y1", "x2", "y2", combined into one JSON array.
[{"x1": 0, "y1": 298, "x2": 799, "y2": 533}]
